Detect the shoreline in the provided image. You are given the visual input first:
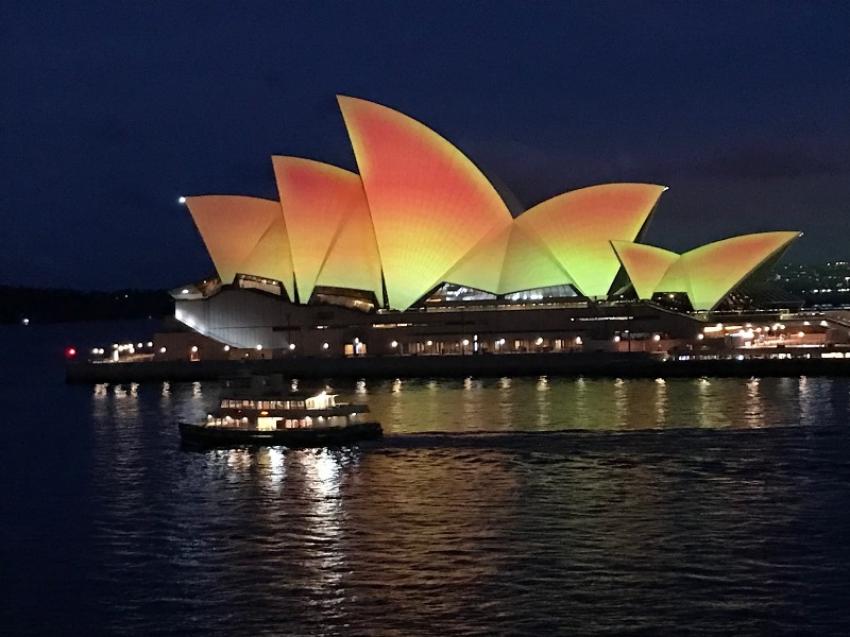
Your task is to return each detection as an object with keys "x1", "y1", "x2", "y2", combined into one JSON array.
[{"x1": 65, "y1": 352, "x2": 850, "y2": 383}]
